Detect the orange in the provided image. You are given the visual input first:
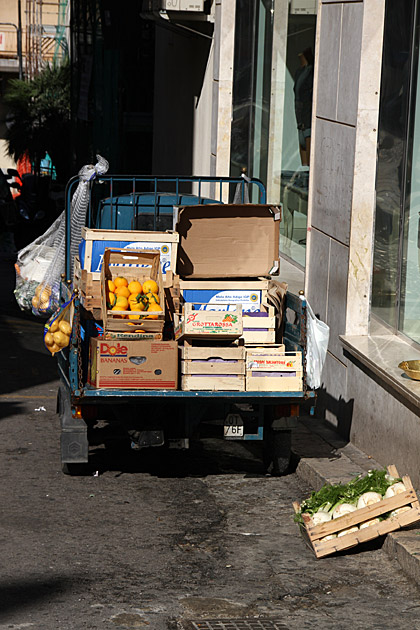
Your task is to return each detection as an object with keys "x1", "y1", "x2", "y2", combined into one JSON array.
[
  {"x1": 142, "y1": 279, "x2": 158, "y2": 295},
  {"x1": 131, "y1": 301, "x2": 146, "y2": 312},
  {"x1": 145, "y1": 302, "x2": 162, "y2": 319},
  {"x1": 107, "y1": 279, "x2": 116, "y2": 293},
  {"x1": 128, "y1": 280, "x2": 142, "y2": 295},
  {"x1": 128, "y1": 313, "x2": 141, "y2": 320},
  {"x1": 115, "y1": 285, "x2": 131, "y2": 298},
  {"x1": 145, "y1": 292, "x2": 160, "y2": 305},
  {"x1": 128, "y1": 292, "x2": 145, "y2": 307},
  {"x1": 114, "y1": 276, "x2": 128, "y2": 288},
  {"x1": 114, "y1": 296, "x2": 129, "y2": 310}
]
